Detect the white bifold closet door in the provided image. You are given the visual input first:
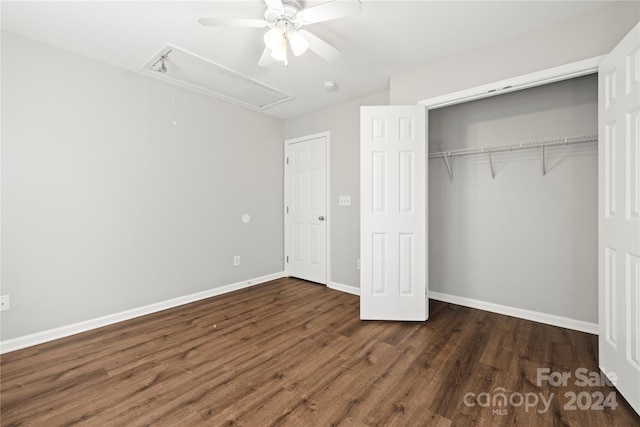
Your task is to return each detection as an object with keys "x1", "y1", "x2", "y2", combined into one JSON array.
[
  {"x1": 598, "y1": 22, "x2": 640, "y2": 416},
  {"x1": 360, "y1": 105, "x2": 428, "y2": 321}
]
